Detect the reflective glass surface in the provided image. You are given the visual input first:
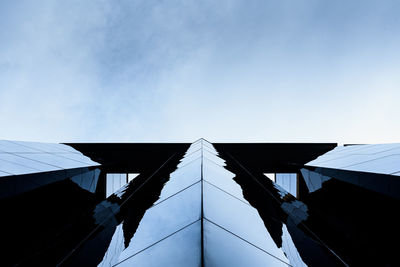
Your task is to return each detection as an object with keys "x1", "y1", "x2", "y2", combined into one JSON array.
[
  {"x1": 0, "y1": 140, "x2": 40, "y2": 153},
  {"x1": 185, "y1": 141, "x2": 202, "y2": 154},
  {"x1": 155, "y1": 157, "x2": 201, "y2": 204},
  {"x1": 0, "y1": 170, "x2": 10, "y2": 176},
  {"x1": 98, "y1": 223, "x2": 125, "y2": 267},
  {"x1": 118, "y1": 182, "x2": 201, "y2": 261},
  {"x1": 300, "y1": 168, "x2": 331, "y2": 193},
  {"x1": 307, "y1": 143, "x2": 400, "y2": 175},
  {"x1": 343, "y1": 154, "x2": 400, "y2": 174},
  {"x1": 0, "y1": 140, "x2": 99, "y2": 177},
  {"x1": 294, "y1": 166, "x2": 400, "y2": 265},
  {"x1": 0, "y1": 158, "x2": 41, "y2": 175},
  {"x1": 202, "y1": 148, "x2": 226, "y2": 166},
  {"x1": 200, "y1": 139, "x2": 215, "y2": 150},
  {"x1": 4, "y1": 140, "x2": 77, "y2": 153},
  {"x1": 106, "y1": 173, "x2": 128, "y2": 197},
  {"x1": 204, "y1": 220, "x2": 289, "y2": 267},
  {"x1": 0, "y1": 153, "x2": 61, "y2": 172},
  {"x1": 203, "y1": 182, "x2": 288, "y2": 263},
  {"x1": 281, "y1": 224, "x2": 308, "y2": 267},
  {"x1": 18, "y1": 153, "x2": 90, "y2": 169},
  {"x1": 177, "y1": 148, "x2": 201, "y2": 168},
  {"x1": 70, "y1": 169, "x2": 100, "y2": 193},
  {"x1": 3, "y1": 140, "x2": 396, "y2": 266},
  {"x1": 275, "y1": 173, "x2": 297, "y2": 197},
  {"x1": 114, "y1": 220, "x2": 201, "y2": 267},
  {"x1": 203, "y1": 157, "x2": 247, "y2": 202}
]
